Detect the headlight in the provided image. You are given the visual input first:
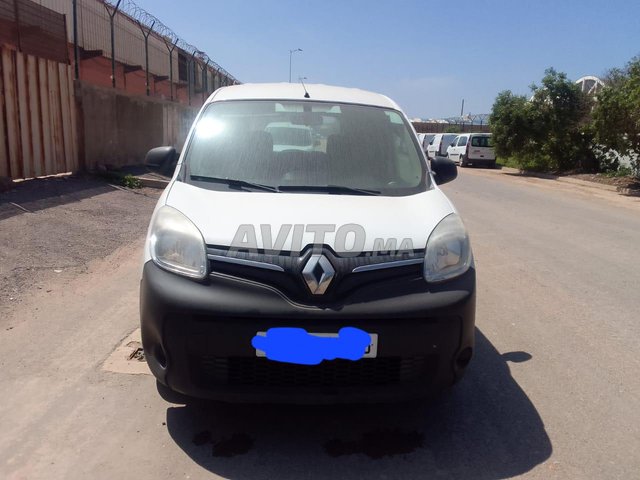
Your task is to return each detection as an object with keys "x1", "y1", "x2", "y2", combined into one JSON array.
[
  {"x1": 424, "y1": 214, "x2": 473, "y2": 283},
  {"x1": 149, "y1": 206, "x2": 208, "y2": 279}
]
